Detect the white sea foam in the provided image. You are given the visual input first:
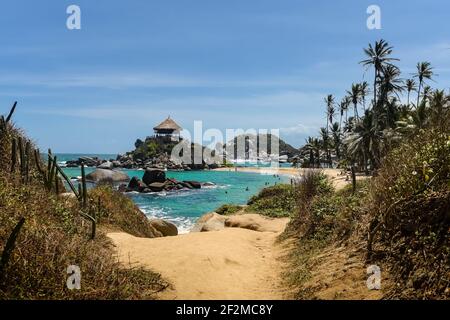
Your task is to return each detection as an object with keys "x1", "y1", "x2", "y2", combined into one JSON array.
[{"x1": 139, "y1": 205, "x2": 196, "y2": 234}]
